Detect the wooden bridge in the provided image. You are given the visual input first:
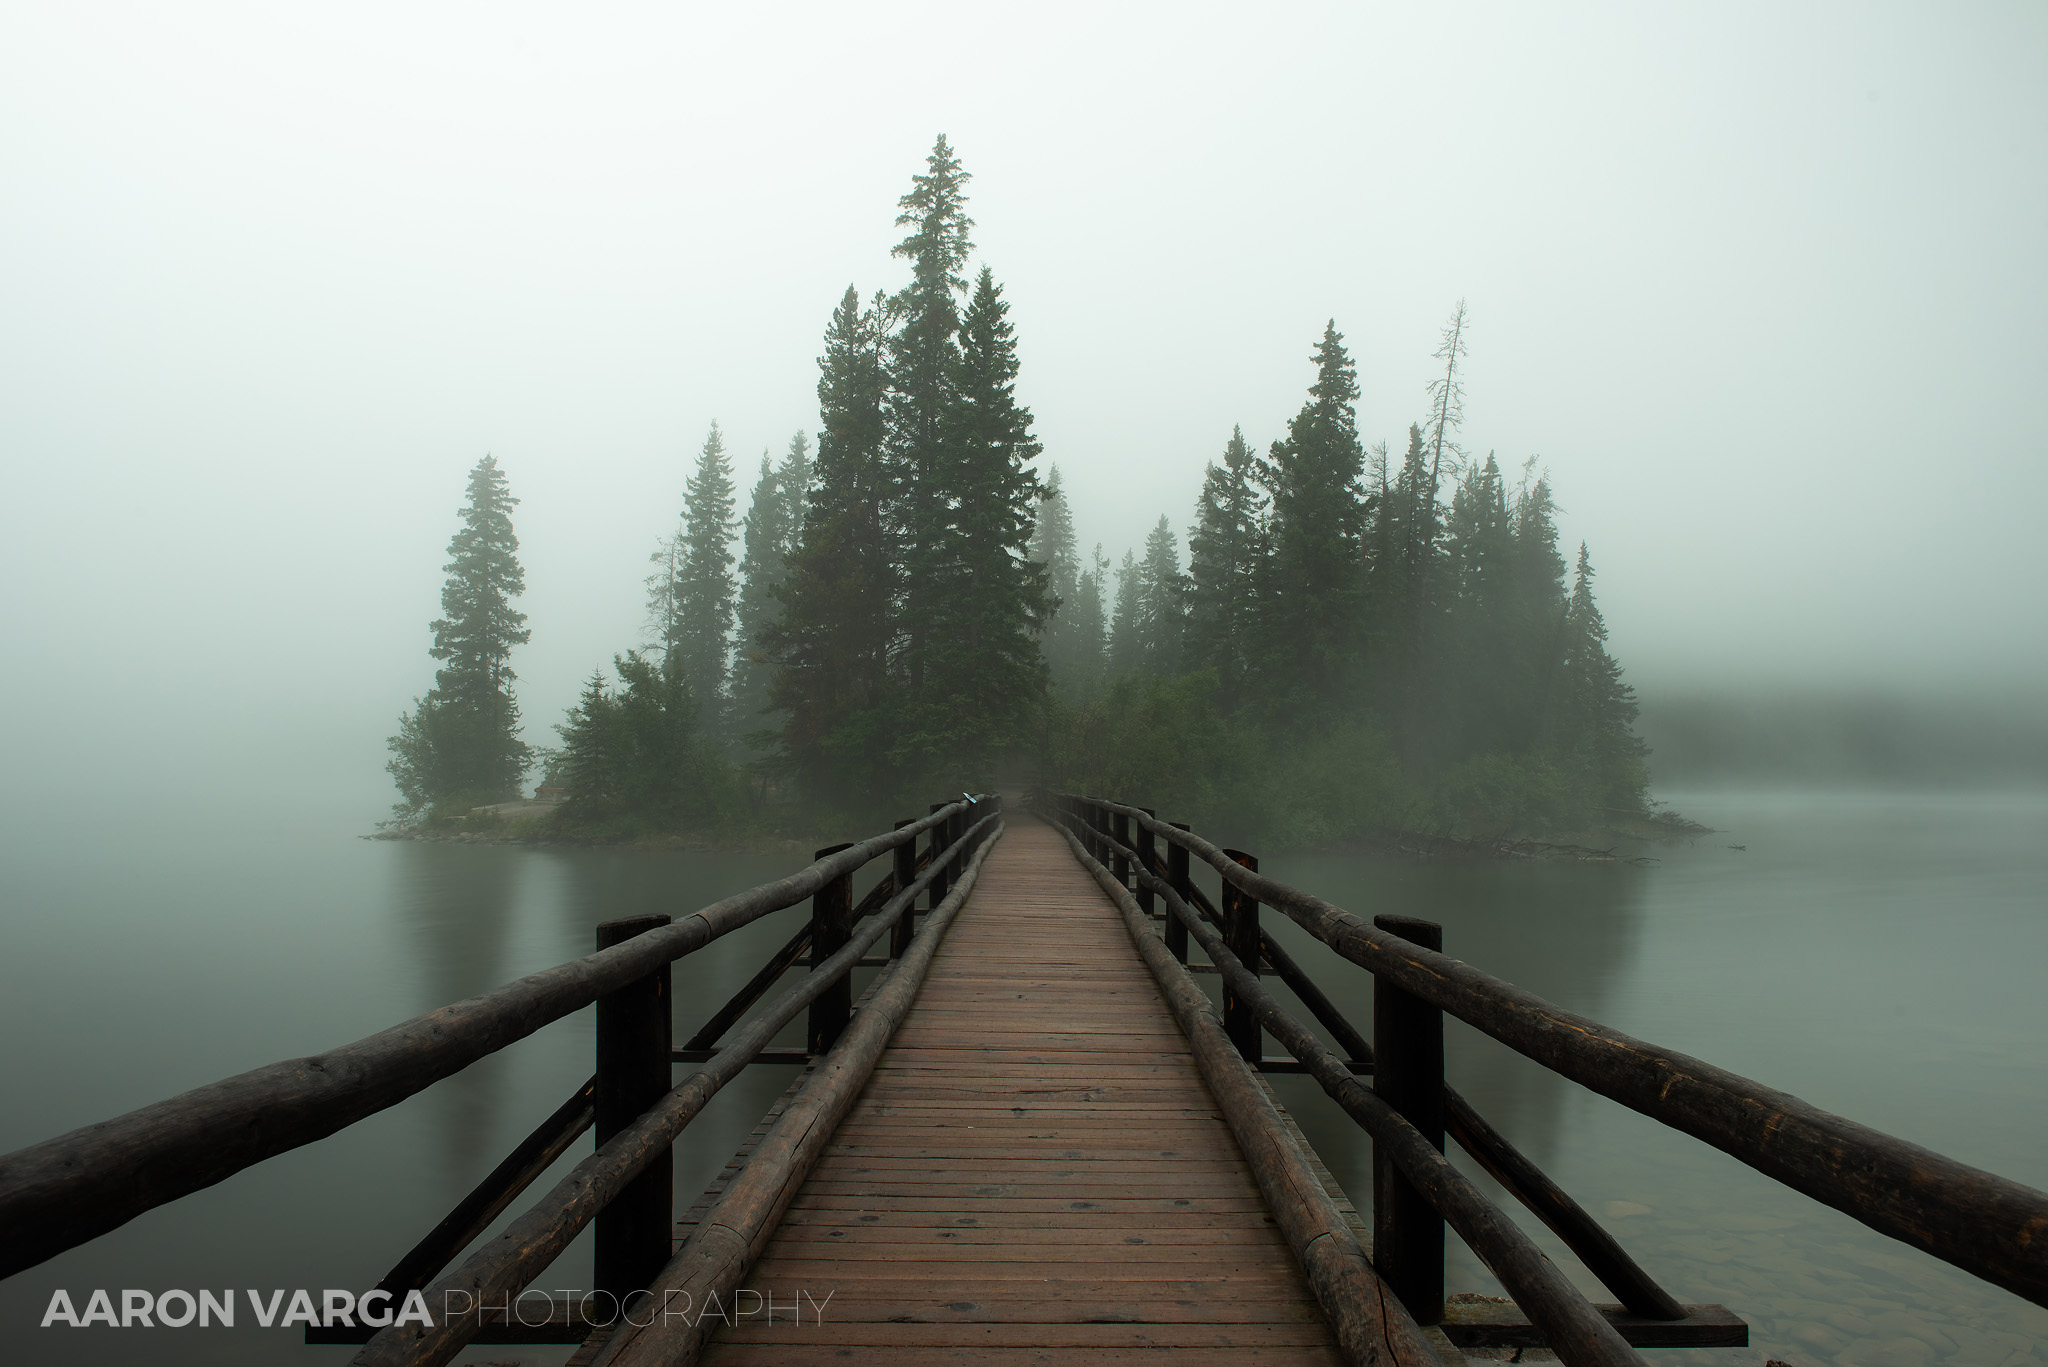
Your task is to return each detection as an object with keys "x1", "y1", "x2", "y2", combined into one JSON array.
[
  {"x1": 684, "y1": 821, "x2": 1347, "y2": 1365},
  {"x1": 3, "y1": 794, "x2": 2045, "y2": 1366}
]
